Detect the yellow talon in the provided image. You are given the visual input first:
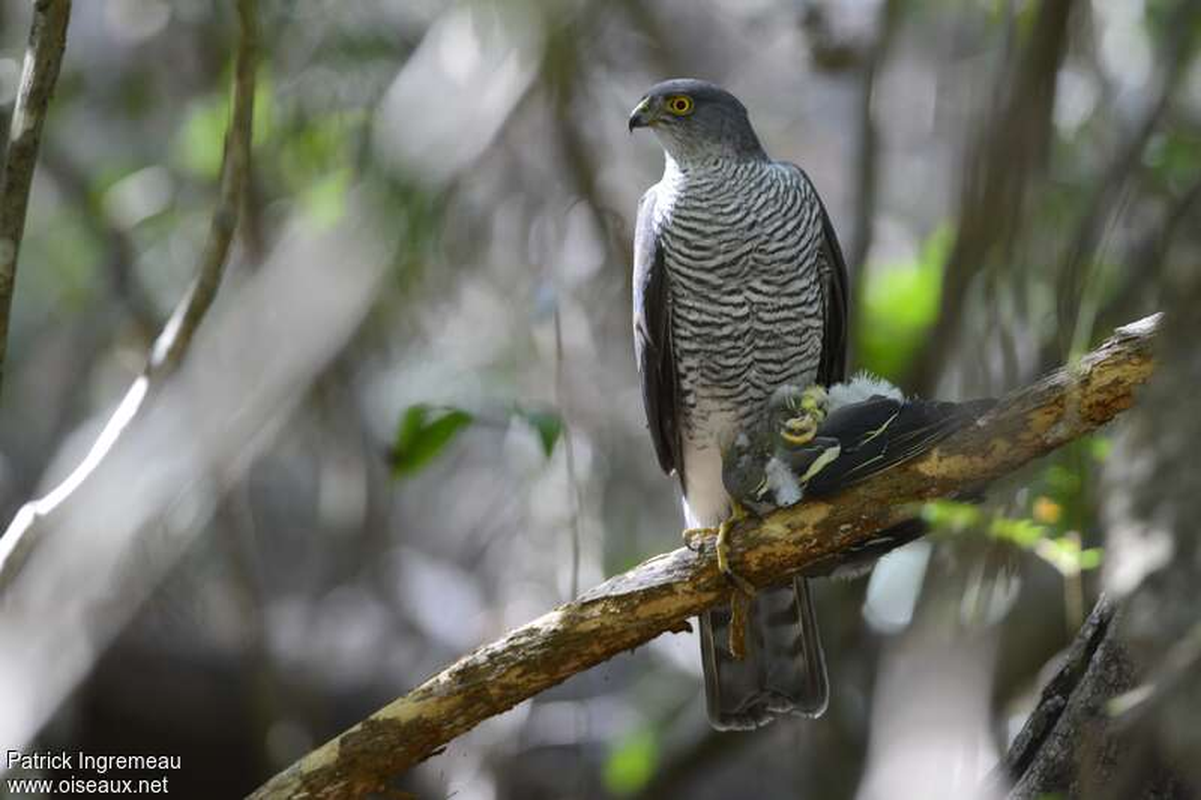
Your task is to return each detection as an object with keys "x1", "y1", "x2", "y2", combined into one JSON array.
[
  {"x1": 780, "y1": 416, "x2": 818, "y2": 445},
  {"x1": 682, "y1": 526, "x2": 709, "y2": 552},
  {"x1": 719, "y1": 504, "x2": 754, "y2": 660},
  {"x1": 714, "y1": 514, "x2": 756, "y2": 595},
  {"x1": 681, "y1": 504, "x2": 756, "y2": 595},
  {"x1": 684, "y1": 504, "x2": 756, "y2": 659}
]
